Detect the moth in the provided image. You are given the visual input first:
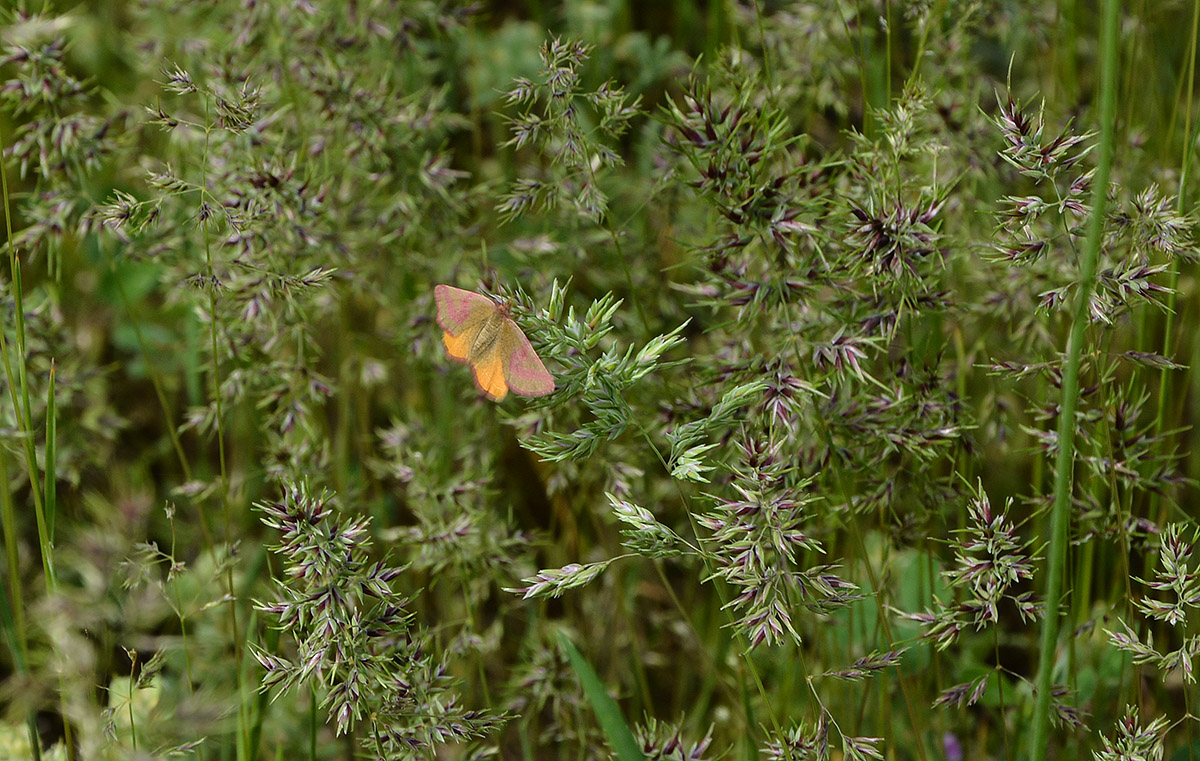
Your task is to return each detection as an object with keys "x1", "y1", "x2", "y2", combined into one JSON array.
[{"x1": 434, "y1": 284, "x2": 555, "y2": 401}]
